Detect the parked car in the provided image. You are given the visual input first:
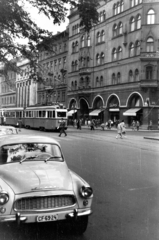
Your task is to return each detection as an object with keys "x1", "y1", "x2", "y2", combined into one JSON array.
[
  {"x1": 0, "y1": 126, "x2": 18, "y2": 136},
  {"x1": 0, "y1": 135, "x2": 93, "y2": 234}
]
